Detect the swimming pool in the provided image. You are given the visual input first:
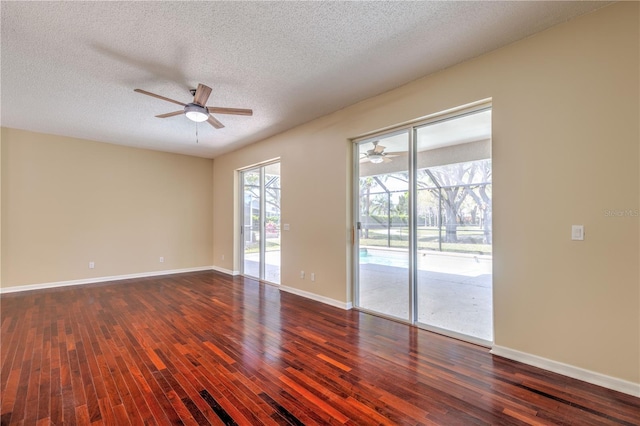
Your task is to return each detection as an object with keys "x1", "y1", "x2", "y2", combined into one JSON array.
[{"x1": 359, "y1": 252, "x2": 409, "y2": 268}]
